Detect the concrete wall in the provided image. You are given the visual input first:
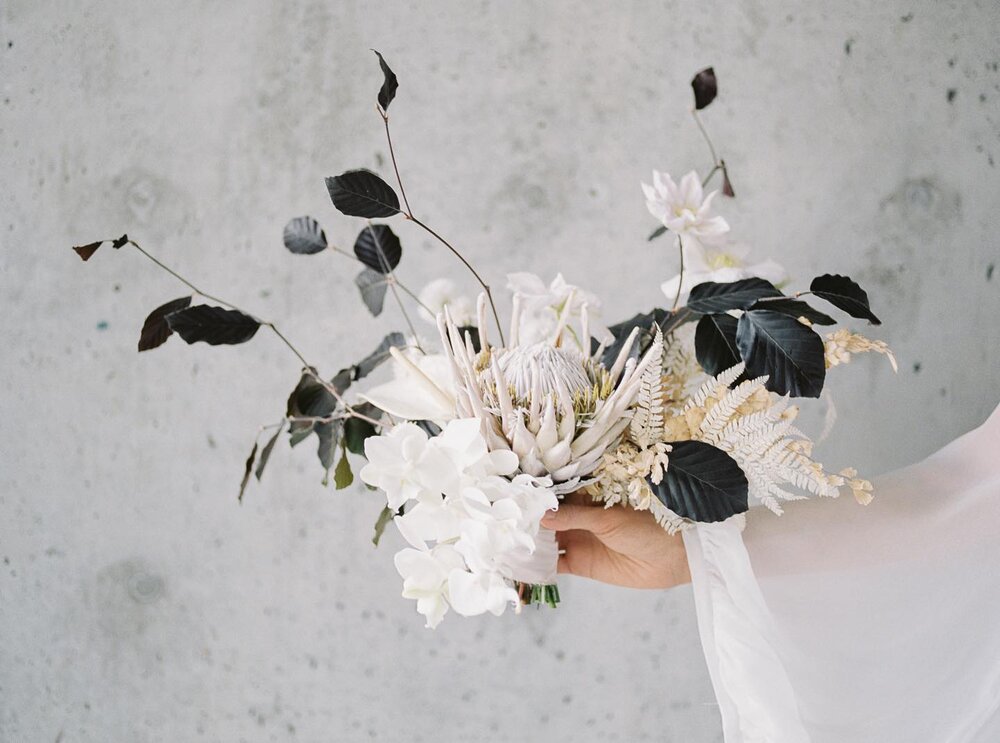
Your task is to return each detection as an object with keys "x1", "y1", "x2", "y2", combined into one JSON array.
[{"x1": 2, "y1": 1, "x2": 998, "y2": 740}]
